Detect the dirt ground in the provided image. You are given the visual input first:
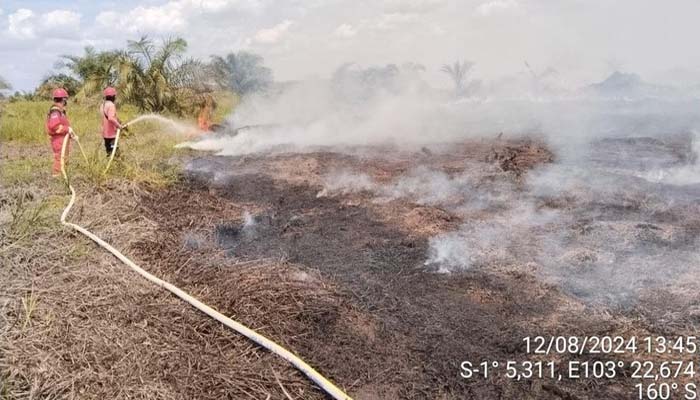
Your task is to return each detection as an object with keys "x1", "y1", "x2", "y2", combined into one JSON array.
[{"x1": 4, "y1": 137, "x2": 700, "y2": 399}]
